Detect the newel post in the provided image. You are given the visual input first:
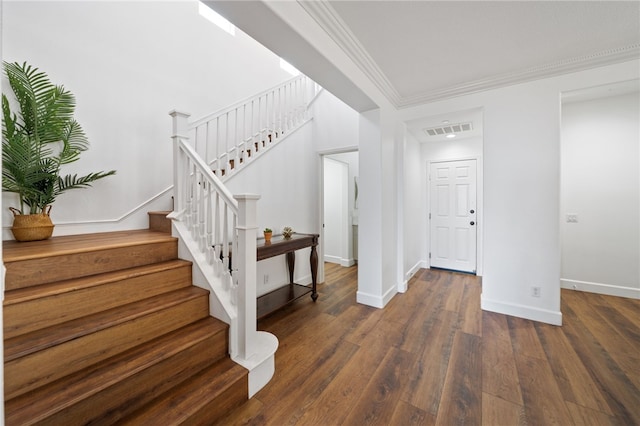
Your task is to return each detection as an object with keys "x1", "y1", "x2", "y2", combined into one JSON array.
[
  {"x1": 234, "y1": 194, "x2": 260, "y2": 360},
  {"x1": 169, "y1": 110, "x2": 191, "y2": 213}
]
